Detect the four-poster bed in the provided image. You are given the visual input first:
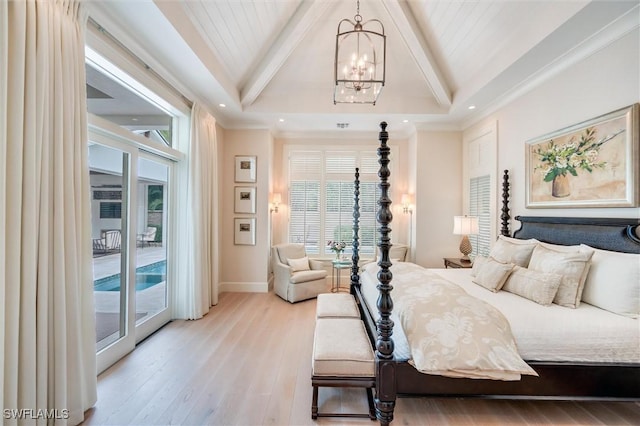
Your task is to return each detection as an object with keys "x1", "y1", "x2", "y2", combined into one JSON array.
[{"x1": 349, "y1": 122, "x2": 640, "y2": 425}]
